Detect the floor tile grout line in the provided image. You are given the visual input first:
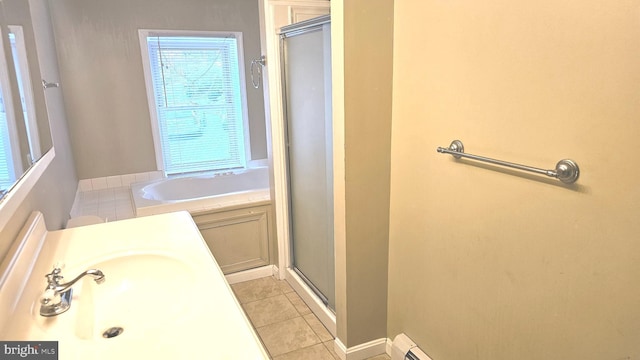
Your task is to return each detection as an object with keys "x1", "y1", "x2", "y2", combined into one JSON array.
[
  {"x1": 236, "y1": 305, "x2": 276, "y2": 359},
  {"x1": 254, "y1": 313, "x2": 304, "y2": 332},
  {"x1": 322, "y1": 340, "x2": 340, "y2": 360},
  {"x1": 255, "y1": 318, "x2": 323, "y2": 358},
  {"x1": 301, "y1": 313, "x2": 332, "y2": 340},
  {"x1": 239, "y1": 288, "x2": 285, "y2": 304},
  {"x1": 231, "y1": 278, "x2": 353, "y2": 359},
  {"x1": 270, "y1": 341, "x2": 333, "y2": 360},
  {"x1": 235, "y1": 287, "x2": 300, "y2": 331},
  {"x1": 234, "y1": 292, "x2": 286, "y2": 306},
  {"x1": 244, "y1": 295, "x2": 302, "y2": 329}
]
